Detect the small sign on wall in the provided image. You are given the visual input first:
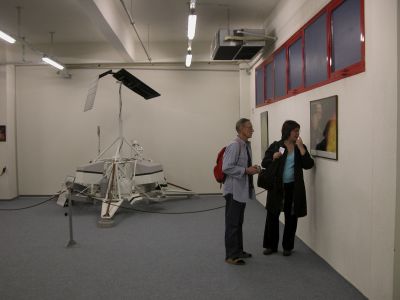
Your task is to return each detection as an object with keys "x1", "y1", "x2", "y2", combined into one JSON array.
[{"x1": 0, "y1": 125, "x2": 6, "y2": 142}]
